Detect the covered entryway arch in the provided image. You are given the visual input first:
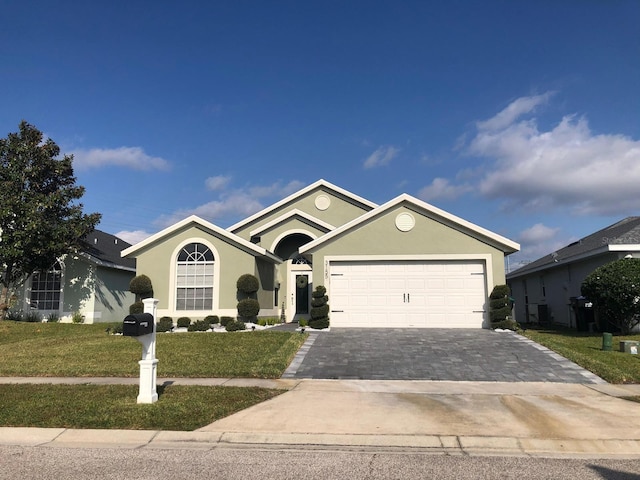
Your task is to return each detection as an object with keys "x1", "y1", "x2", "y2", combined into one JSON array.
[{"x1": 272, "y1": 231, "x2": 314, "y2": 322}]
